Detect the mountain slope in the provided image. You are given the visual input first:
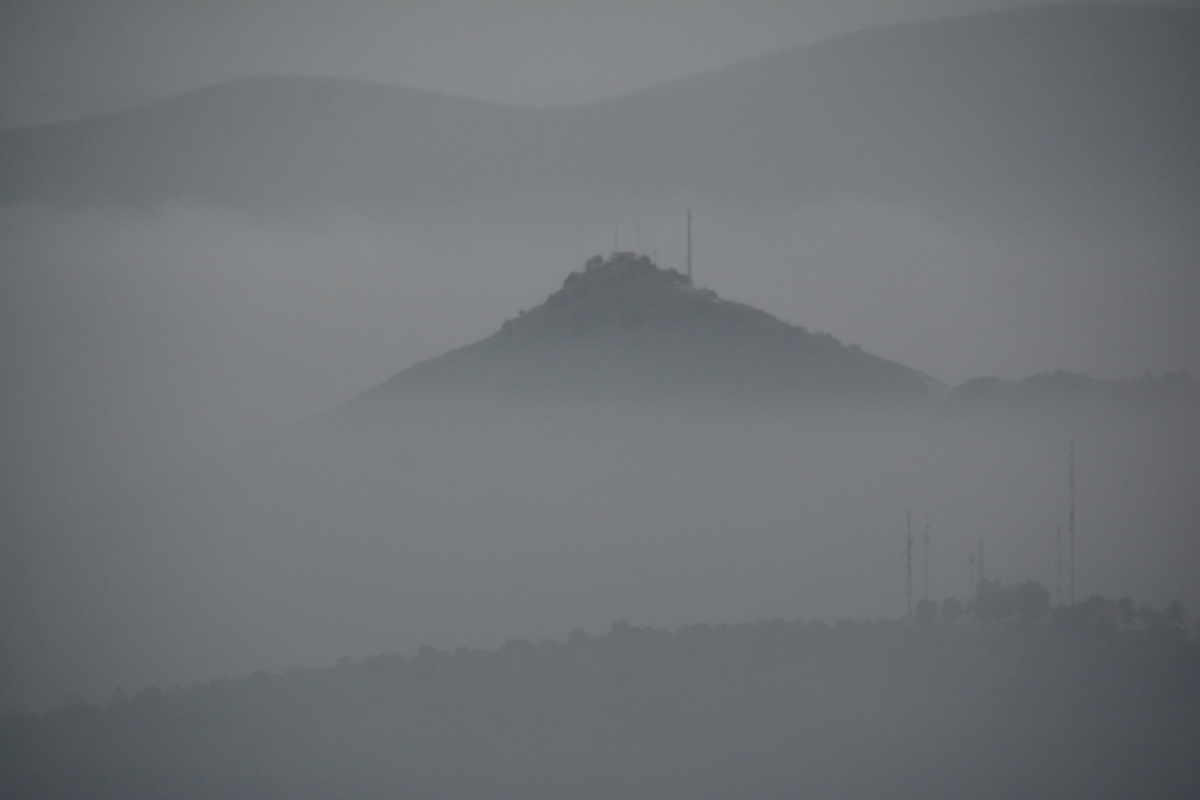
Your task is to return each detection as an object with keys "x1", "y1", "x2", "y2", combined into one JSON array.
[
  {"x1": 1, "y1": 4, "x2": 1197, "y2": 237},
  {"x1": 371, "y1": 252, "x2": 941, "y2": 407}
]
